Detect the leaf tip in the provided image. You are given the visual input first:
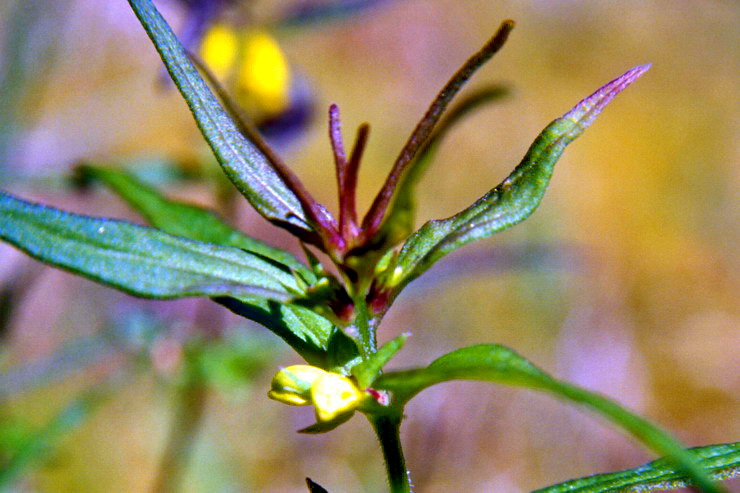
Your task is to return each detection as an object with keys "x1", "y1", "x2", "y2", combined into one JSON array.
[
  {"x1": 501, "y1": 19, "x2": 516, "y2": 30},
  {"x1": 562, "y1": 63, "x2": 652, "y2": 135}
]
